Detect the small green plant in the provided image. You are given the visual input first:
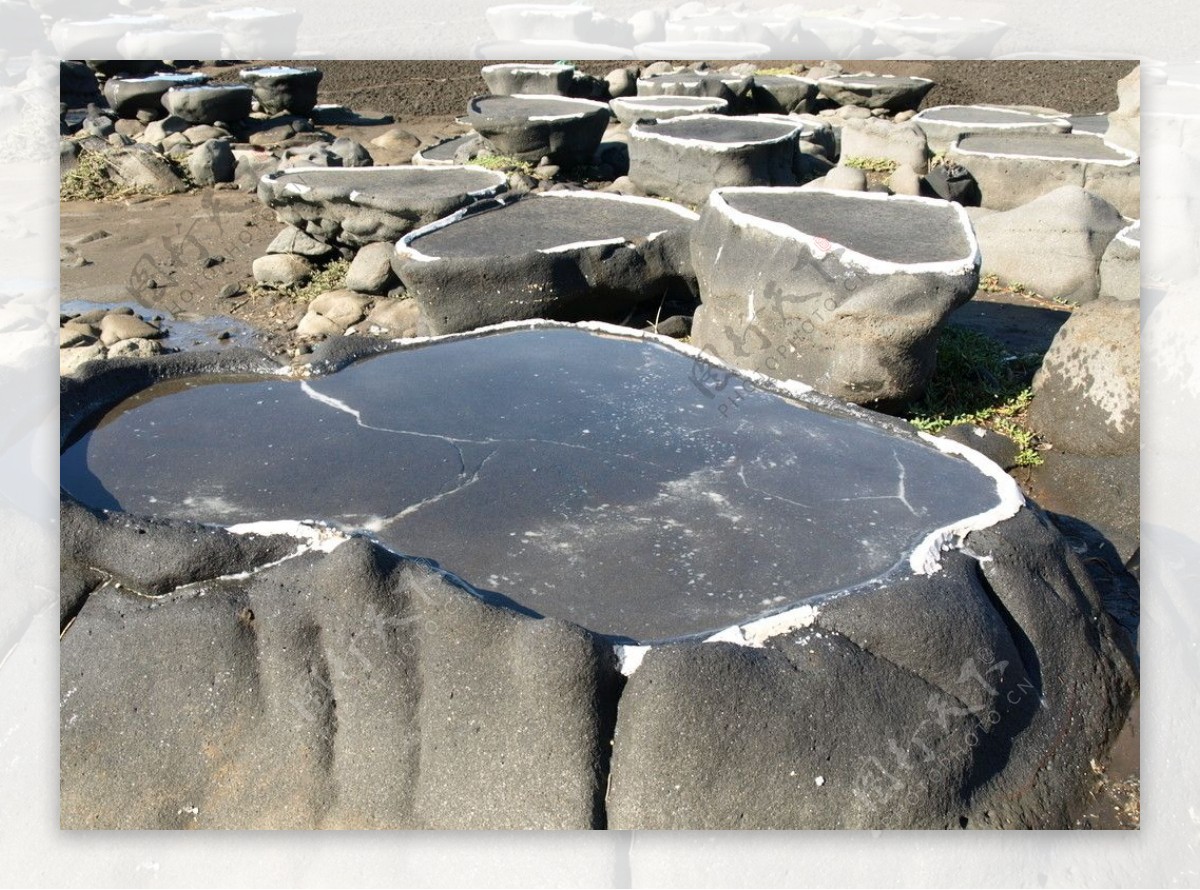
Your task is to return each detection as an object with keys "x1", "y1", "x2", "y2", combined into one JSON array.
[
  {"x1": 843, "y1": 156, "x2": 898, "y2": 174},
  {"x1": 467, "y1": 153, "x2": 534, "y2": 176},
  {"x1": 905, "y1": 326, "x2": 1045, "y2": 466},
  {"x1": 292, "y1": 258, "x2": 350, "y2": 303},
  {"x1": 755, "y1": 66, "x2": 800, "y2": 76},
  {"x1": 60, "y1": 150, "x2": 124, "y2": 201}
]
